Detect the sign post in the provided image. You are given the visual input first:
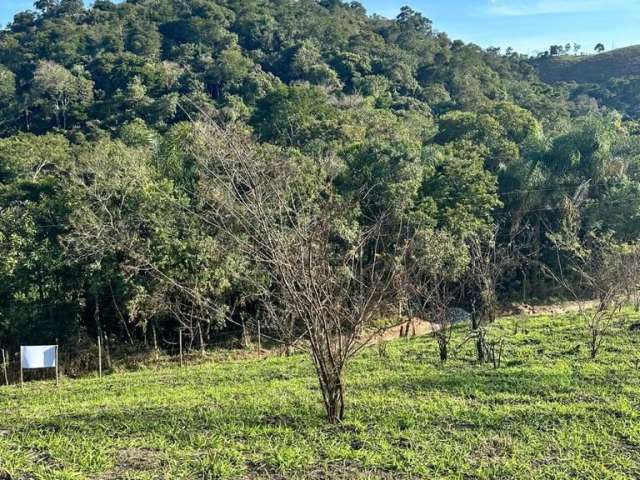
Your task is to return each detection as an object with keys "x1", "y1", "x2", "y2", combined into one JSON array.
[
  {"x1": 20, "y1": 345, "x2": 59, "y2": 387},
  {"x1": 55, "y1": 345, "x2": 59, "y2": 387}
]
